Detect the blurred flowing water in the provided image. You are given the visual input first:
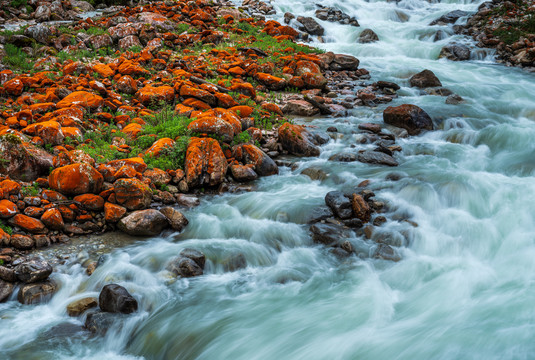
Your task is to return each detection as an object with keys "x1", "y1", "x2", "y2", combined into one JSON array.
[{"x1": 2, "y1": 0, "x2": 535, "y2": 359}]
